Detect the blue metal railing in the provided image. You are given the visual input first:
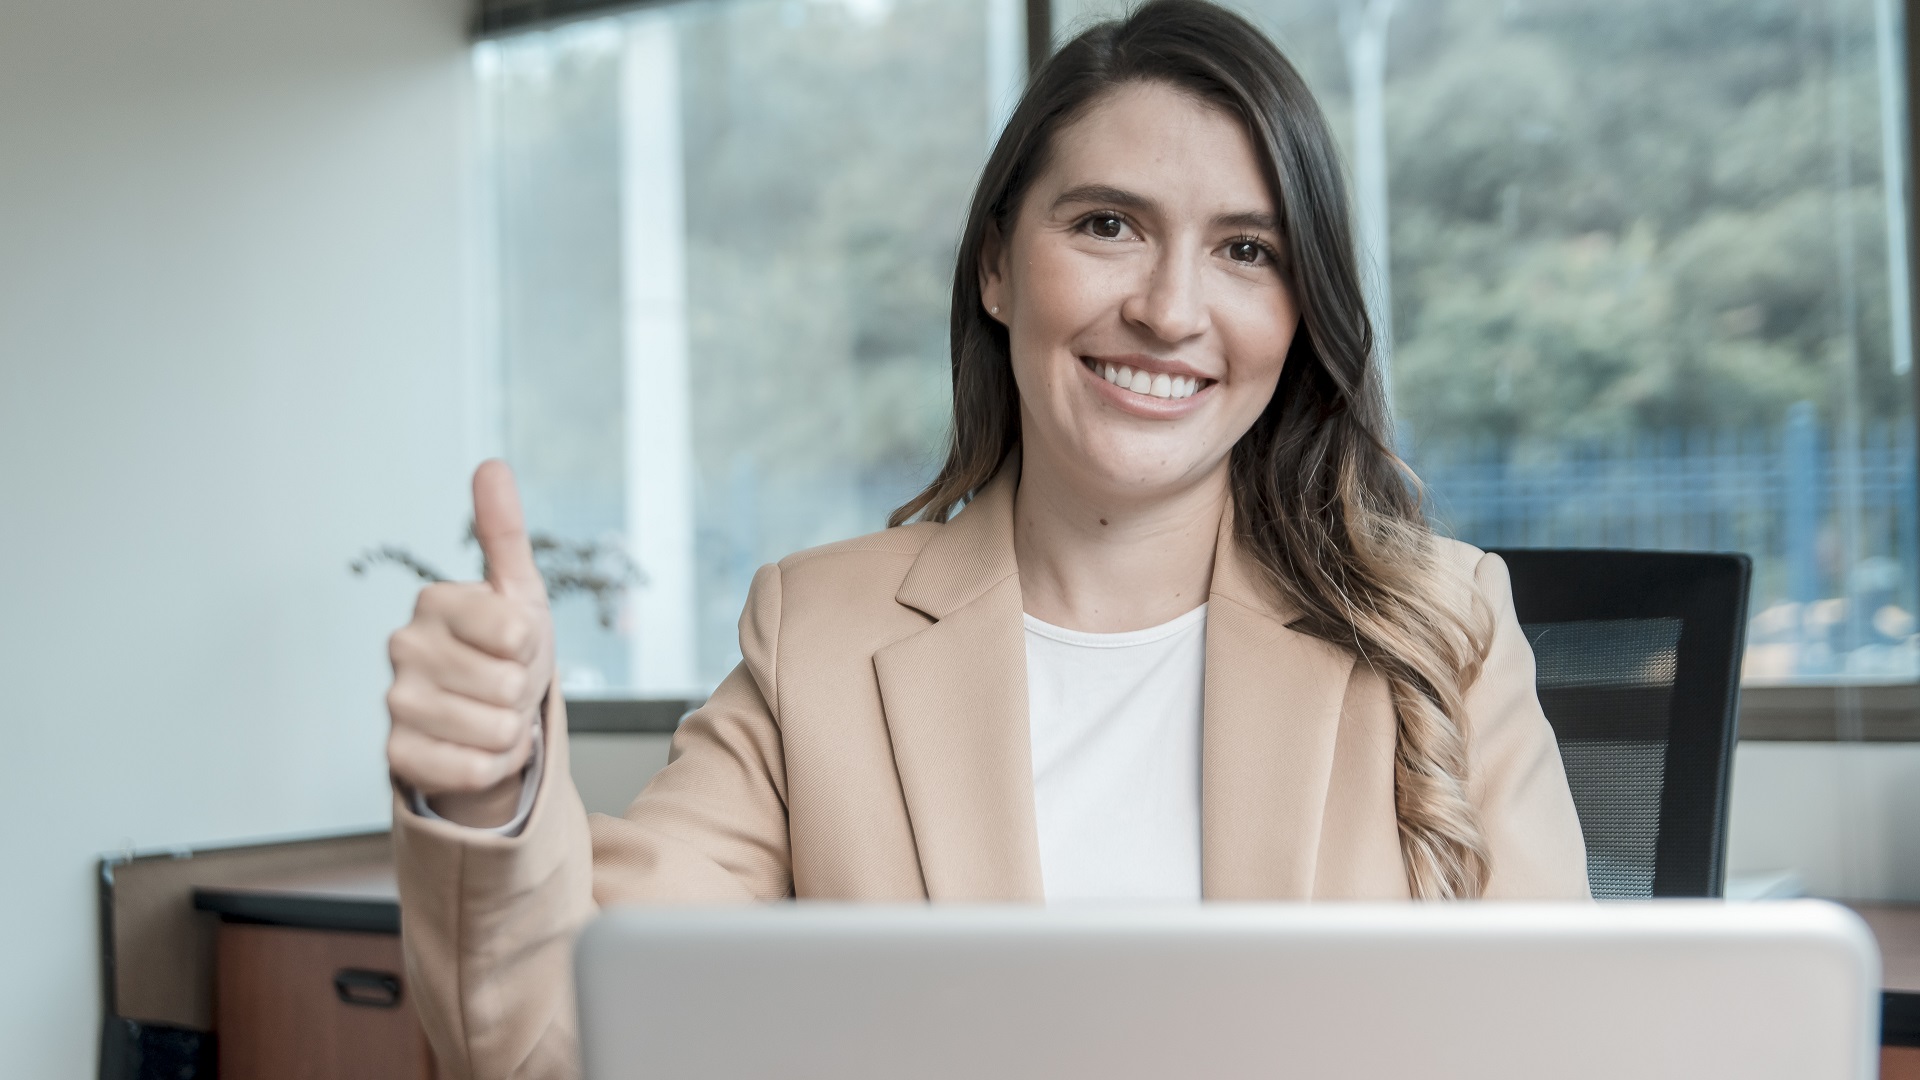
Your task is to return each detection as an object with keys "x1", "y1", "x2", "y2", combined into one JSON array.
[{"x1": 1409, "y1": 410, "x2": 1919, "y2": 681}]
